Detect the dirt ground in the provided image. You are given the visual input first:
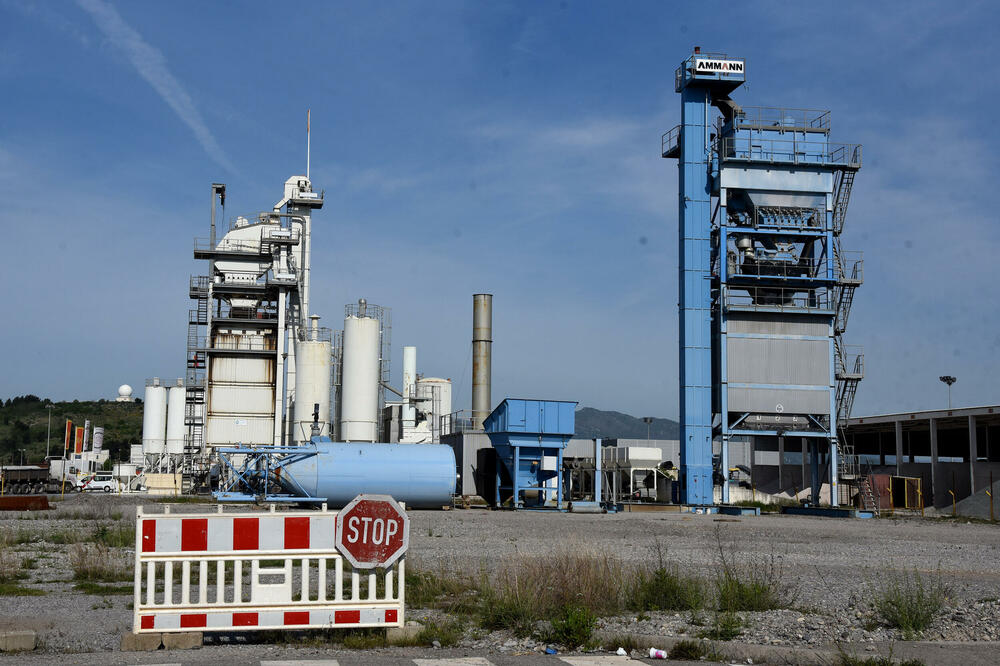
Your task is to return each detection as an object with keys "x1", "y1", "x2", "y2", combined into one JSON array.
[{"x1": 0, "y1": 494, "x2": 998, "y2": 663}]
